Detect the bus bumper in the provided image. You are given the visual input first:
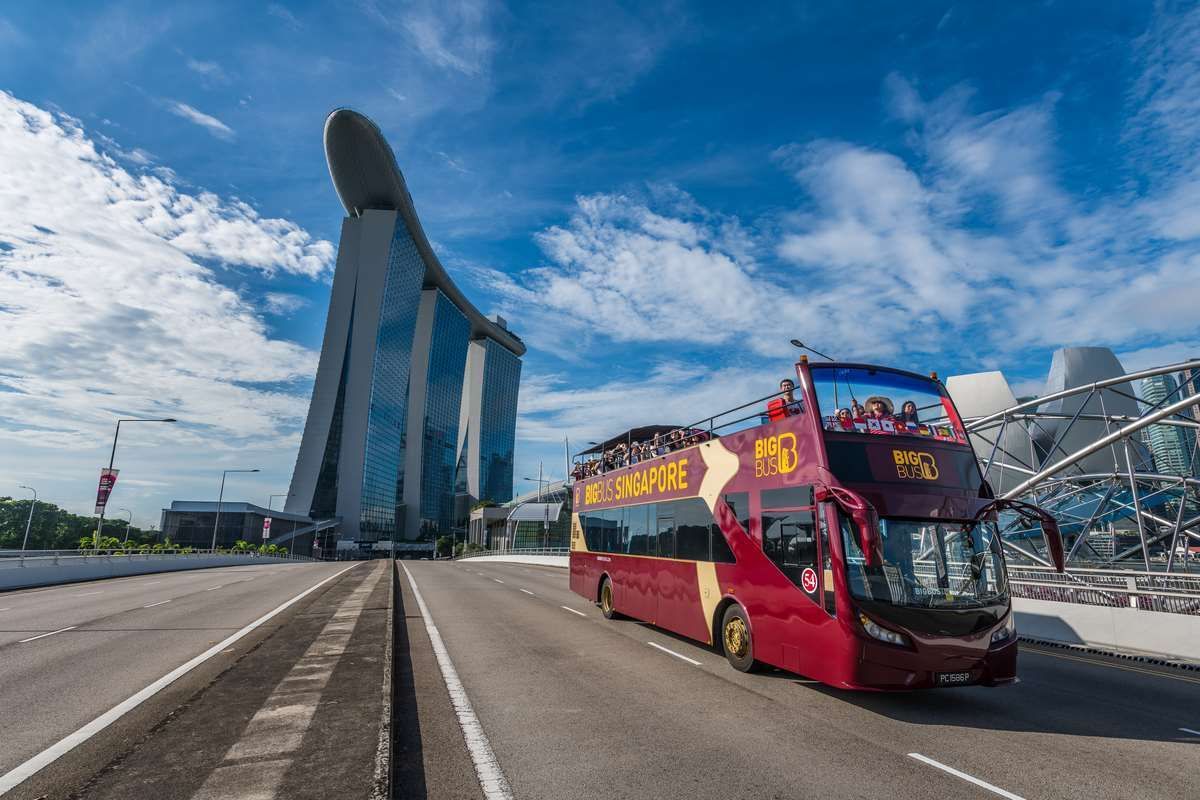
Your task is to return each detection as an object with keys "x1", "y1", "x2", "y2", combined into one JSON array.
[{"x1": 850, "y1": 636, "x2": 1018, "y2": 690}]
